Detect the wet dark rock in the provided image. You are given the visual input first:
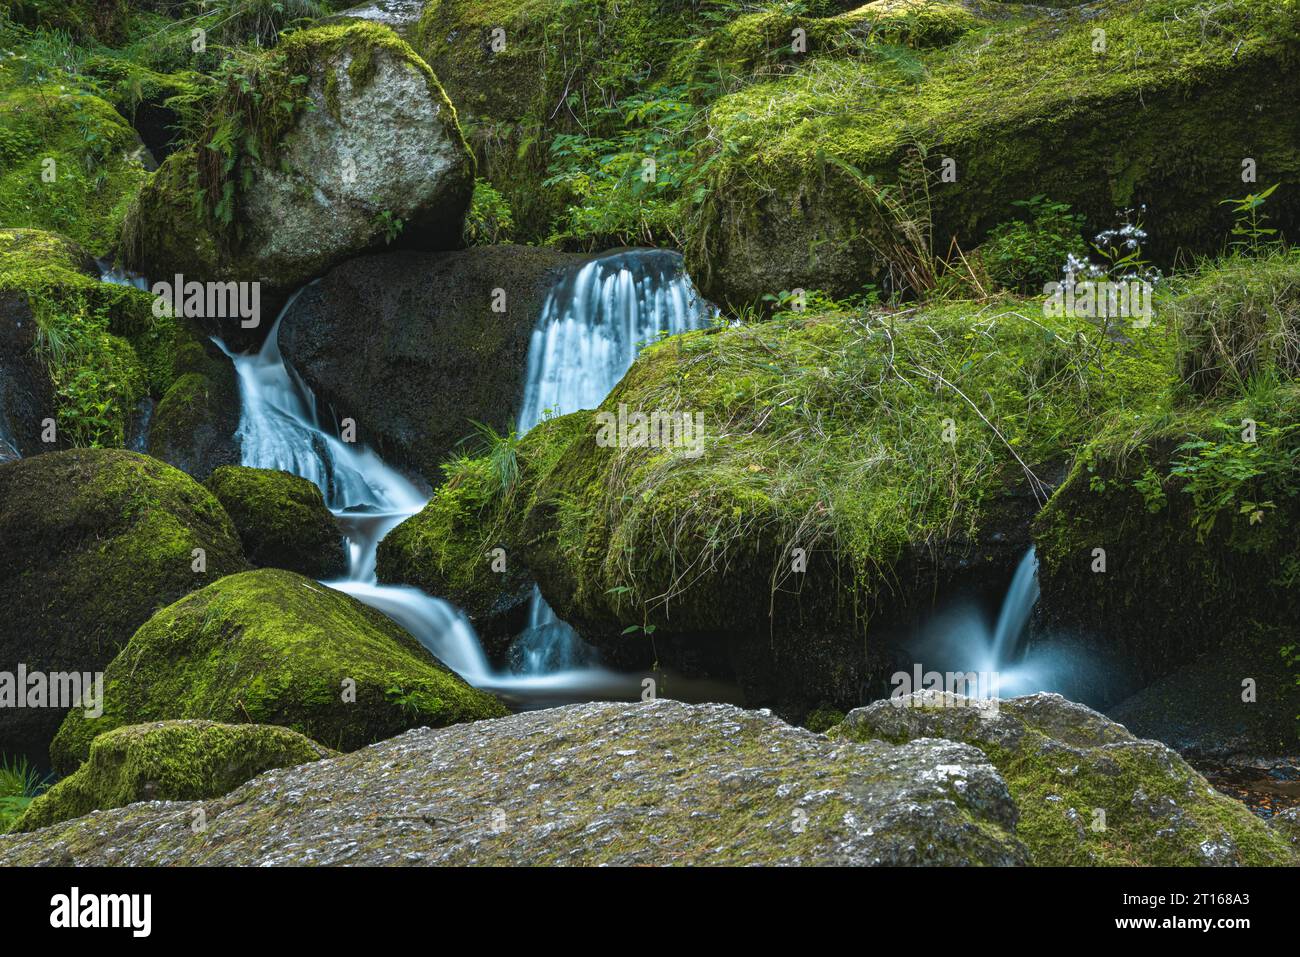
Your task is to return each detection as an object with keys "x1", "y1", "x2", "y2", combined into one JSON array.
[{"x1": 278, "y1": 244, "x2": 589, "y2": 483}]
